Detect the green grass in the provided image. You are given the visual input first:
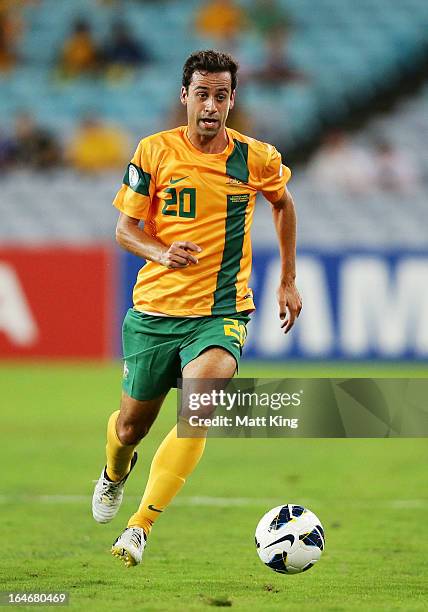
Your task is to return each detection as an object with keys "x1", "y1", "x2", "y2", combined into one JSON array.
[{"x1": 1, "y1": 362, "x2": 427, "y2": 611}]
